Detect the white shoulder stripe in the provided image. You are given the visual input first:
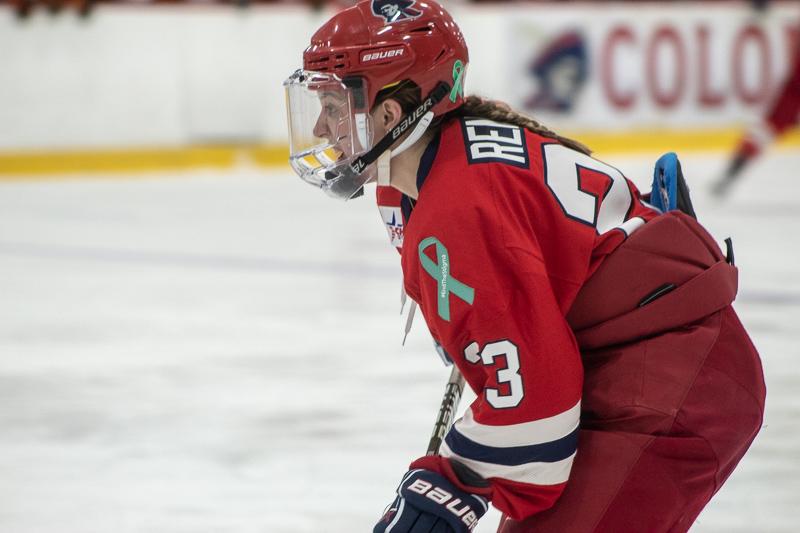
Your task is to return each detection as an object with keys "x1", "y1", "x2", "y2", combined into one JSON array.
[
  {"x1": 441, "y1": 442, "x2": 576, "y2": 486},
  {"x1": 455, "y1": 401, "x2": 580, "y2": 448}
]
